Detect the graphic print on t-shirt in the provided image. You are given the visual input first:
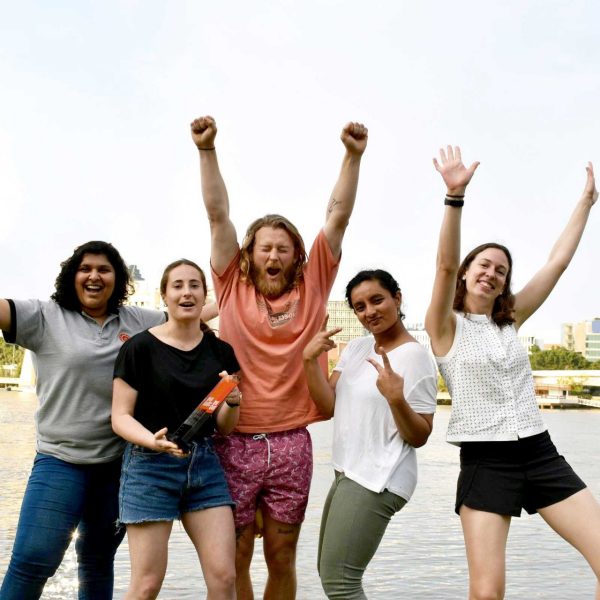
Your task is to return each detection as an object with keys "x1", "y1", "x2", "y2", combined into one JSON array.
[{"x1": 256, "y1": 298, "x2": 299, "y2": 328}]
